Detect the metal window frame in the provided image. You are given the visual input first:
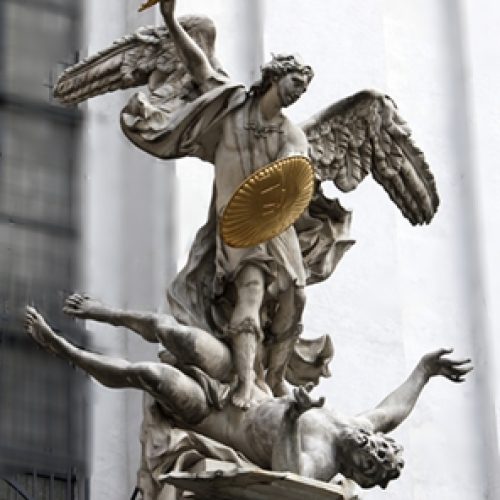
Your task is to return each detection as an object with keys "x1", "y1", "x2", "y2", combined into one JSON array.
[{"x1": 0, "y1": 0, "x2": 89, "y2": 495}]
